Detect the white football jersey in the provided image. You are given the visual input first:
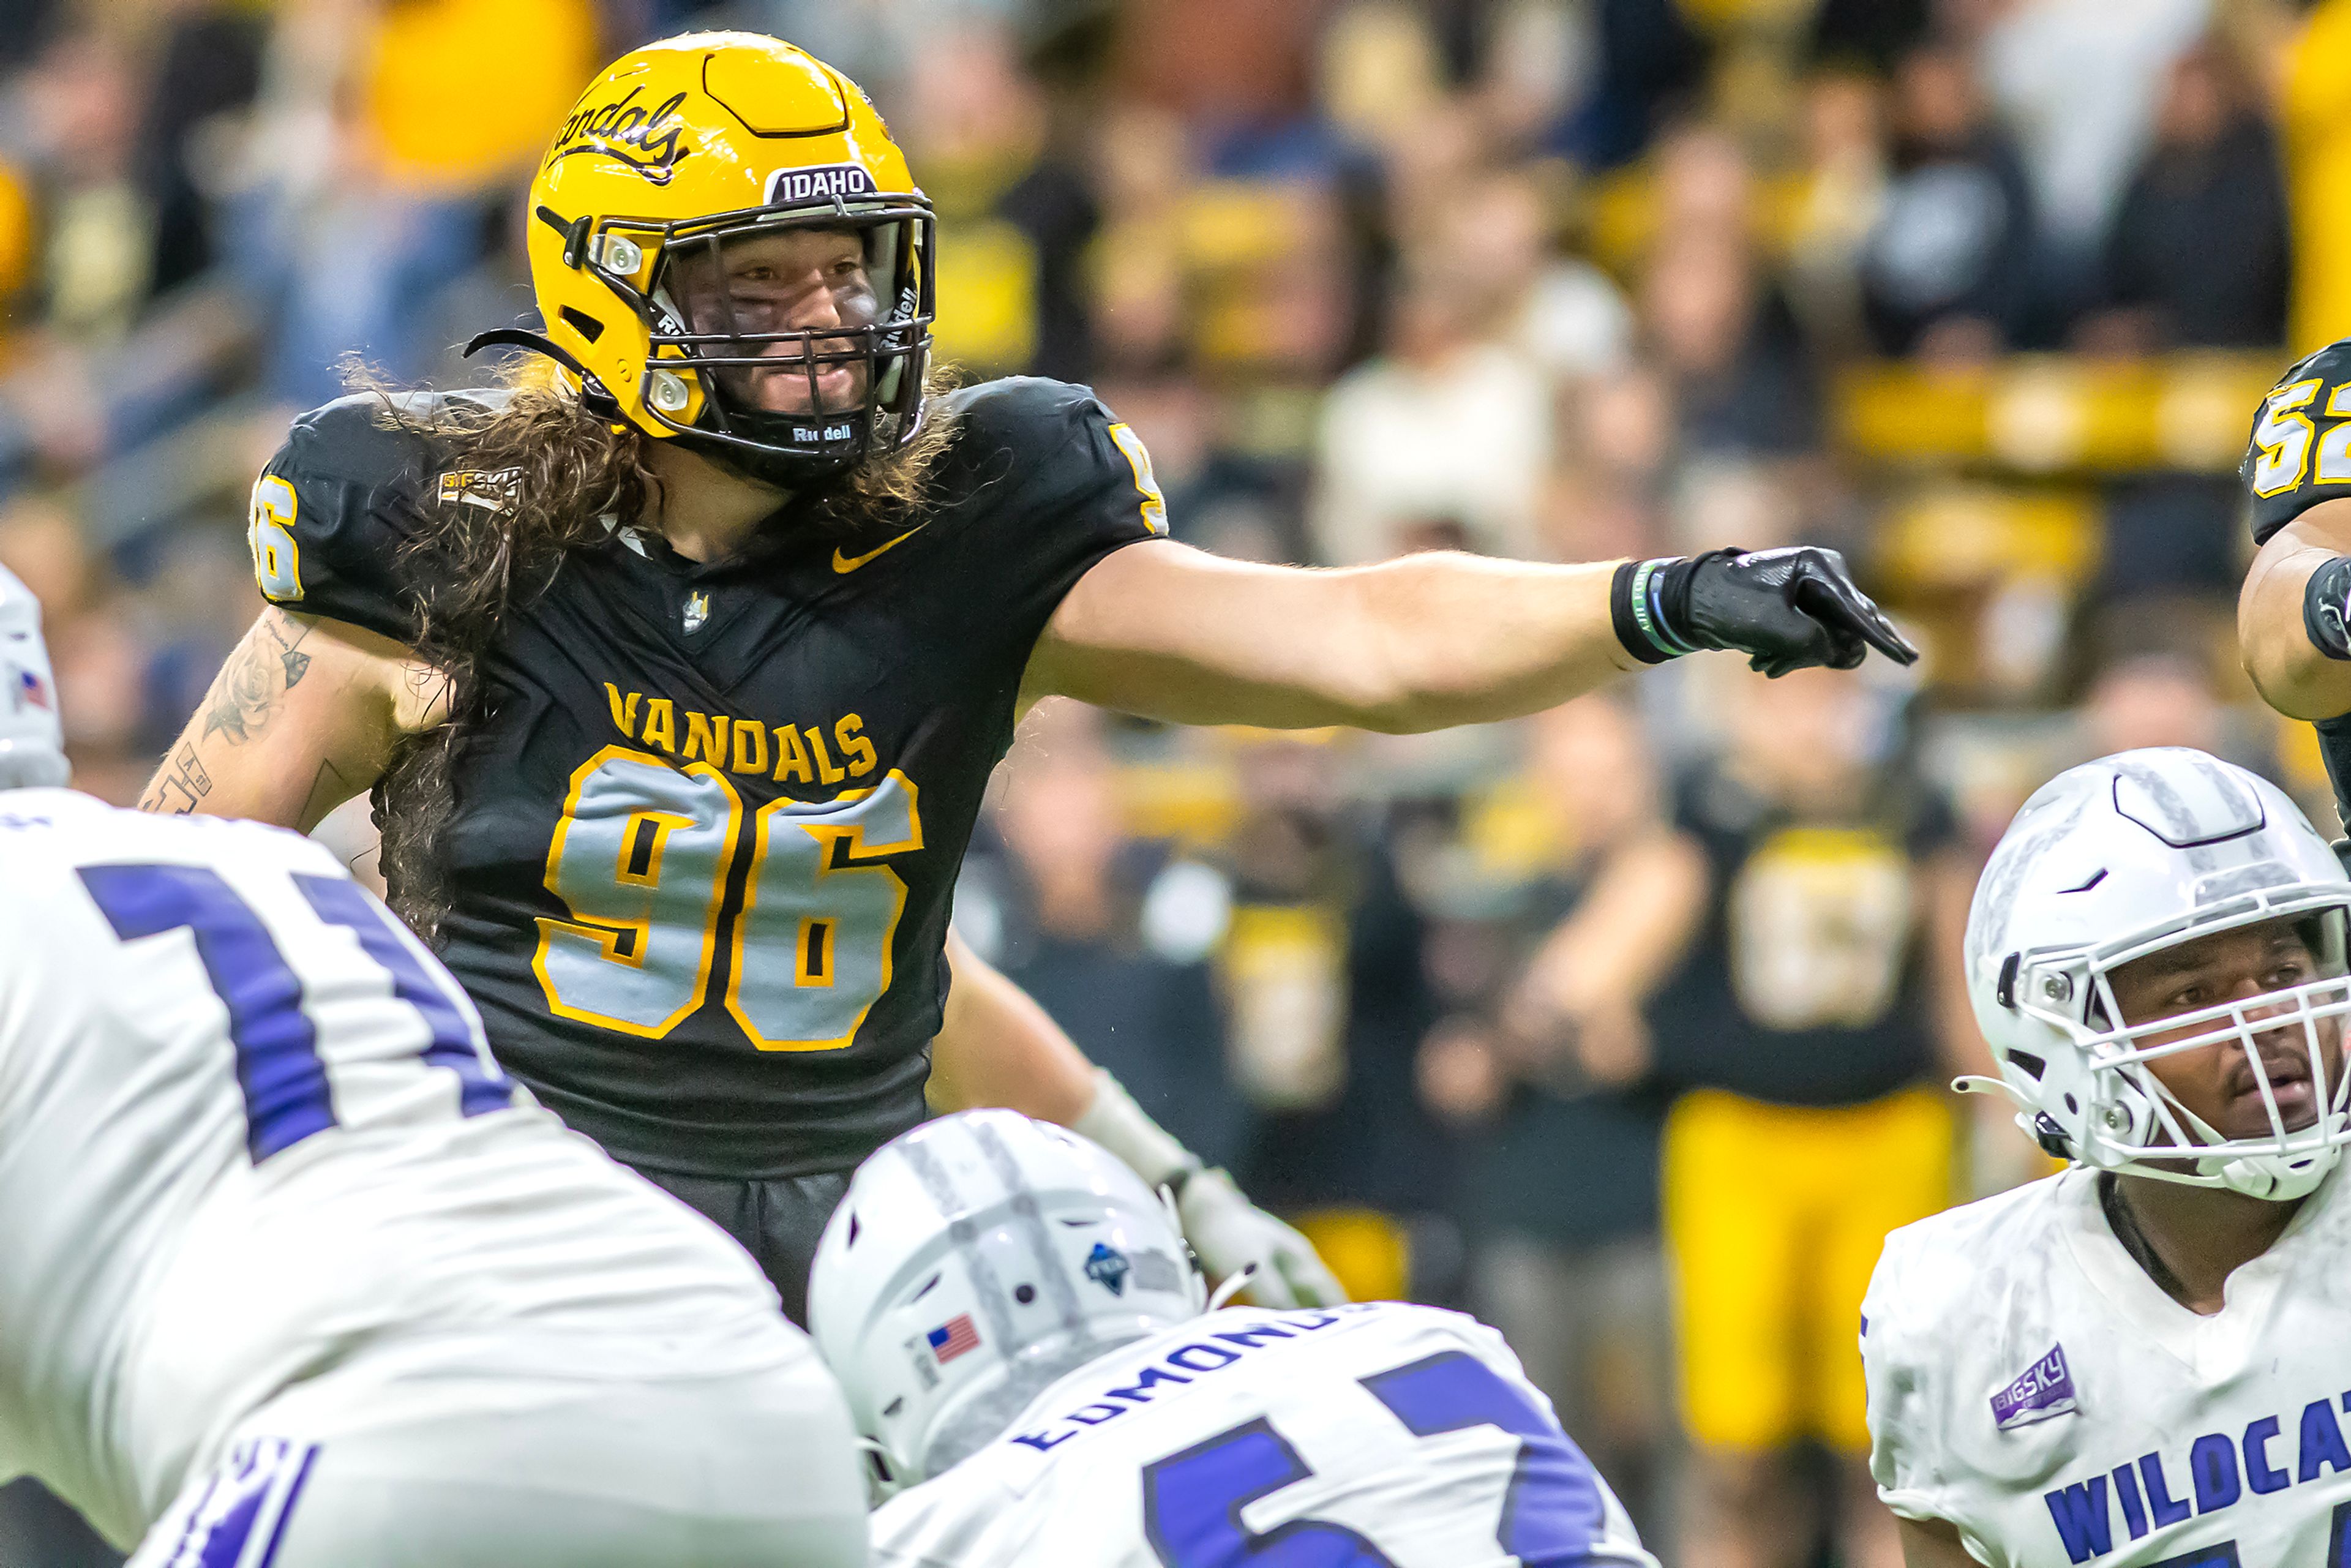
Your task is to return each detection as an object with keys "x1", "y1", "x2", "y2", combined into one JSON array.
[
  {"x1": 1864, "y1": 1163, "x2": 2351, "y2": 1567},
  {"x1": 870, "y1": 1300, "x2": 1657, "y2": 1568},
  {"x1": 0, "y1": 790, "x2": 801, "y2": 1547}
]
